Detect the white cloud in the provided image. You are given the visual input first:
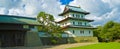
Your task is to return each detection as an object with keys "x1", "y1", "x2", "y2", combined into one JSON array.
[
  {"x1": 0, "y1": 0, "x2": 21, "y2": 8},
  {"x1": 0, "y1": 8, "x2": 6, "y2": 14},
  {"x1": 70, "y1": 0, "x2": 111, "y2": 16},
  {"x1": 92, "y1": 8, "x2": 120, "y2": 25},
  {"x1": 0, "y1": 0, "x2": 63, "y2": 21},
  {"x1": 8, "y1": 8, "x2": 25, "y2": 16},
  {"x1": 24, "y1": 5, "x2": 36, "y2": 15},
  {"x1": 60, "y1": 5, "x2": 65, "y2": 12},
  {"x1": 102, "y1": 0, "x2": 120, "y2": 8},
  {"x1": 70, "y1": 0, "x2": 120, "y2": 26},
  {"x1": 1, "y1": 0, "x2": 120, "y2": 26}
]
